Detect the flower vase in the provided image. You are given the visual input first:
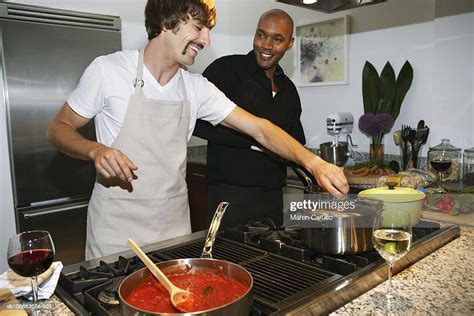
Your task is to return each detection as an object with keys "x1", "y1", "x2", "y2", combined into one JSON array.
[{"x1": 370, "y1": 137, "x2": 384, "y2": 163}]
